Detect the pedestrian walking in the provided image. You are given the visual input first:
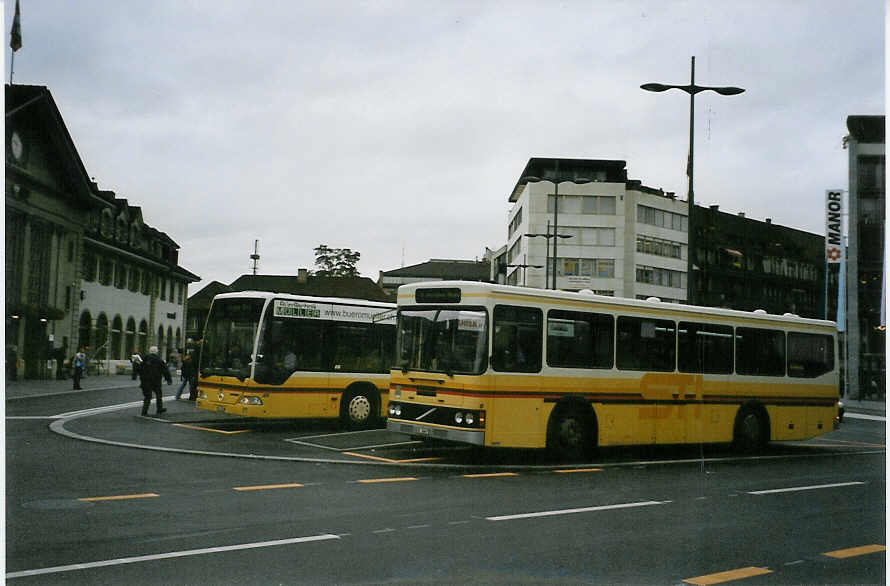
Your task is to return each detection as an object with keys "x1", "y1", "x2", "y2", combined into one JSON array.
[
  {"x1": 131, "y1": 349, "x2": 143, "y2": 381},
  {"x1": 175, "y1": 353, "x2": 194, "y2": 400},
  {"x1": 72, "y1": 347, "x2": 86, "y2": 390},
  {"x1": 140, "y1": 345, "x2": 172, "y2": 416}
]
